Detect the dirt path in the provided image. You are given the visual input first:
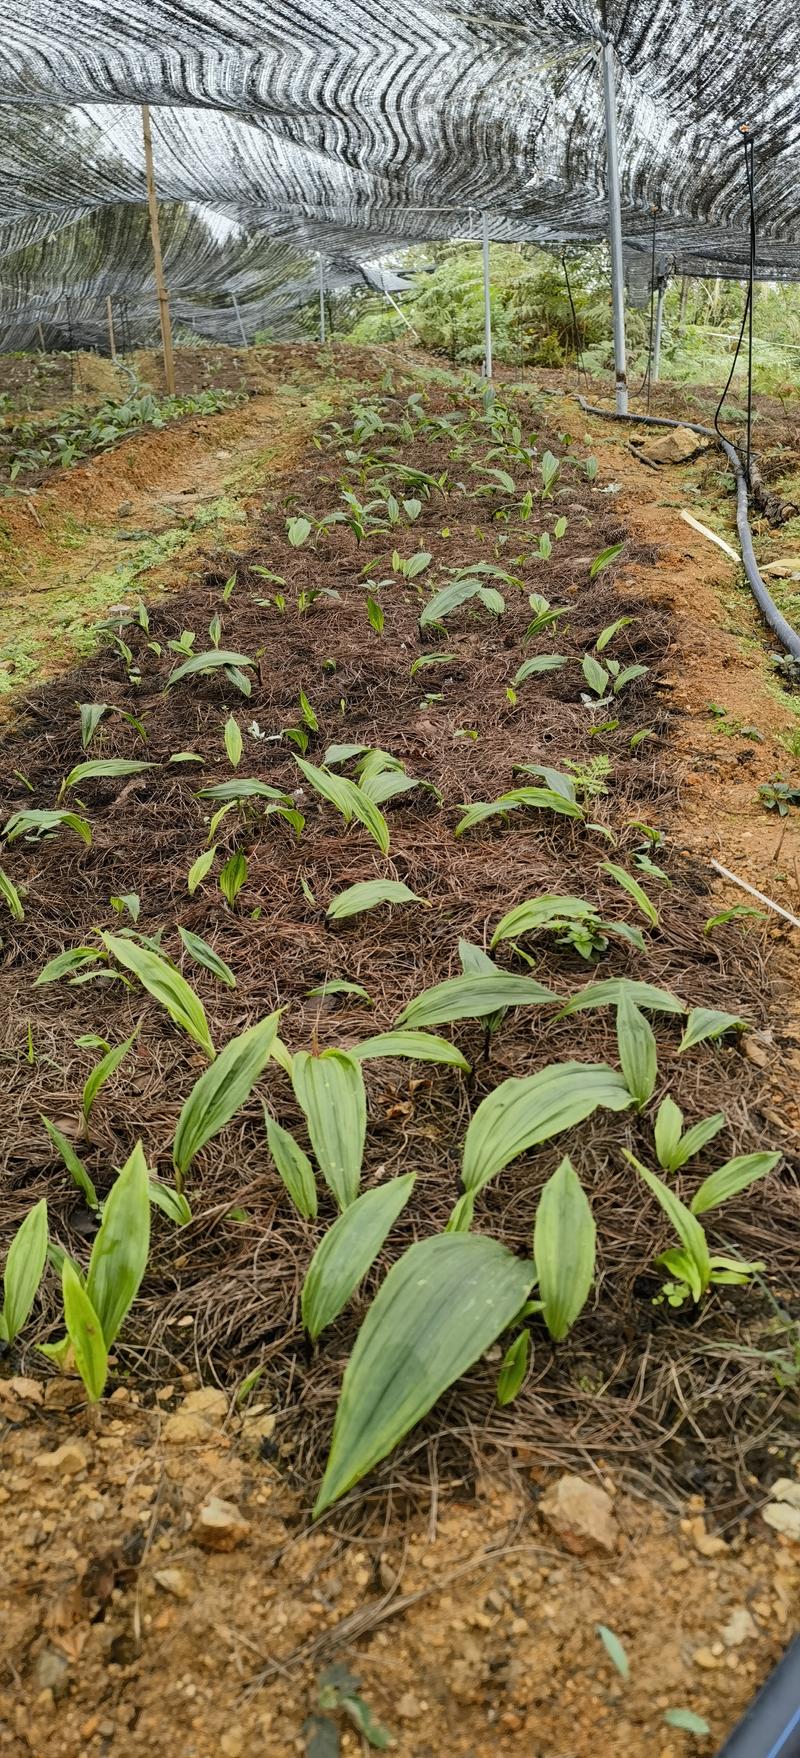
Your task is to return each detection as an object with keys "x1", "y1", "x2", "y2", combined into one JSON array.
[{"x1": 0, "y1": 351, "x2": 343, "y2": 710}]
